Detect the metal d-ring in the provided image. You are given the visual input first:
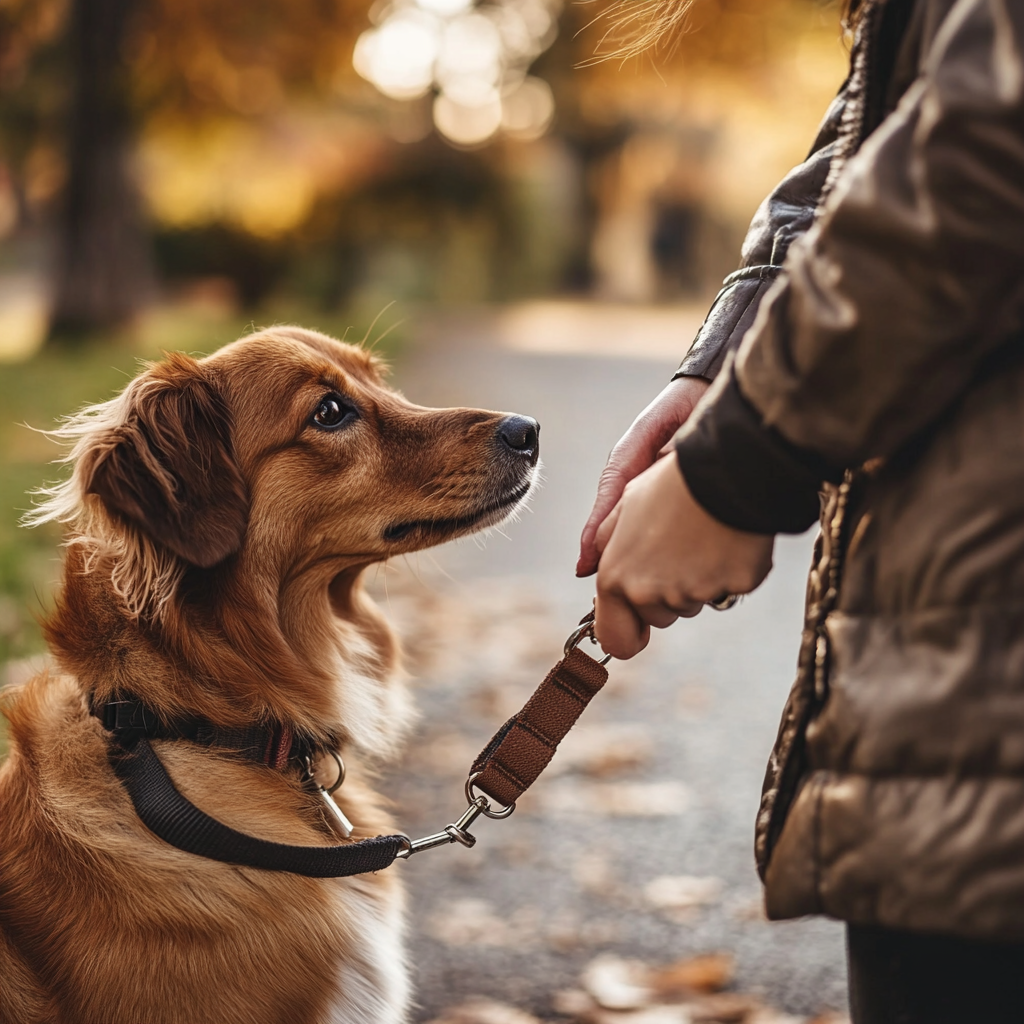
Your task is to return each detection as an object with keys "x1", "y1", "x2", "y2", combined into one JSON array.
[
  {"x1": 324, "y1": 749, "x2": 346, "y2": 794},
  {"x1": 465, "y1": 772, "x2": 516, "y2": 819},
  {"x1": 563, "y1": 618, "x2": 612, "y2": 666}
]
